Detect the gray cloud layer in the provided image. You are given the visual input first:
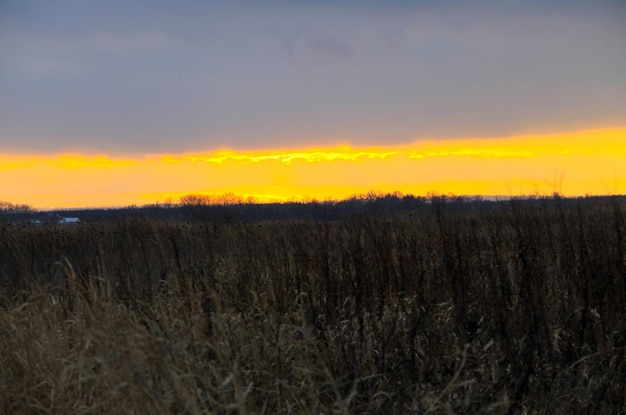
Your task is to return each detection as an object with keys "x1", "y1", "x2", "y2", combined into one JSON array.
[{"x1": 1, "y1": 0, "x2": 625, "y2": 154}]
